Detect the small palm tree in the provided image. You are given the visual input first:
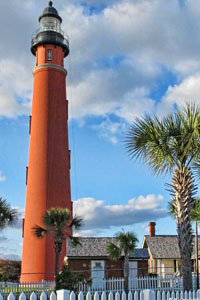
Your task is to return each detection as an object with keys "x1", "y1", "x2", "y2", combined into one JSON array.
[
  {"x1": 0, "y1": 197, "x2": 17, "y2": 230},
  {"x1": 33, "y1": 207, "x2": 82, "y2": 277},
  {"x1": 126, "y1": 103, "x2": 200, "y2": 291},
  {"x1": 107, "y1": 231, "x2": 138, "y2": 292}
]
